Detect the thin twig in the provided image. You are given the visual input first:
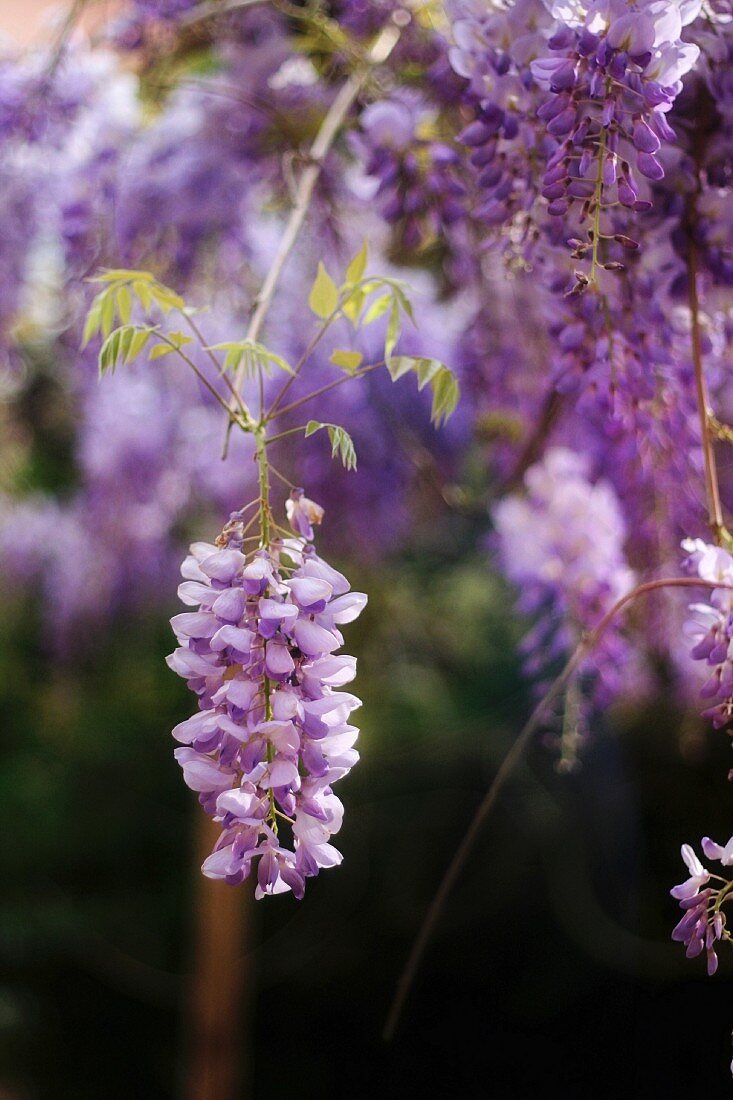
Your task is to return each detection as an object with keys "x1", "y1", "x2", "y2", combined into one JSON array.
[
  {"x1": 265, "y1": 426, "x2": 306, "y2": 446},
  {"x1": 268, "y1": 360, "x2": 384, "y2": 422},
  {"x1": 179, "y1": 310, "x2": 252, "y2": 424},
  {"x1": 684, "y1": 103, "x2": 727, "y2": 545},
  {"x1": 688, "y1": 234, "x2": 726, "y2": 542},
  {"x1": 267, "y1": 461, "x2": 296, "y2": 490},
  {"x1": 180, "y1": 0, "x2": 266, "y2": 28},
  {"x1": 155, "y1": 333, "x2": 244, "y2": 424},
  {"x1": 382, "y1": 575, "x2": 732, "y2": 1042},
  {"x1": 503, "y1": 389, "x2": 565, "y2": 493},
  {"x1": 268, "y1": 277, "x2": 388, "y2": 419},
  {"x1": 266, "y1": 309, "x2": 340, "y2": 420},
  {"x1": 45, "y1": 0, "x2": 88, "y2": 81}
]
